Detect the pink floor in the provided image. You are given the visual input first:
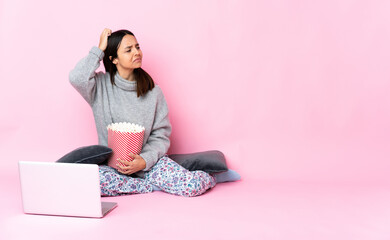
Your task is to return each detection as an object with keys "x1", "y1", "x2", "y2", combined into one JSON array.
[{"x1": 1, "y1": 171, "x2": 390, "y2": 240}]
